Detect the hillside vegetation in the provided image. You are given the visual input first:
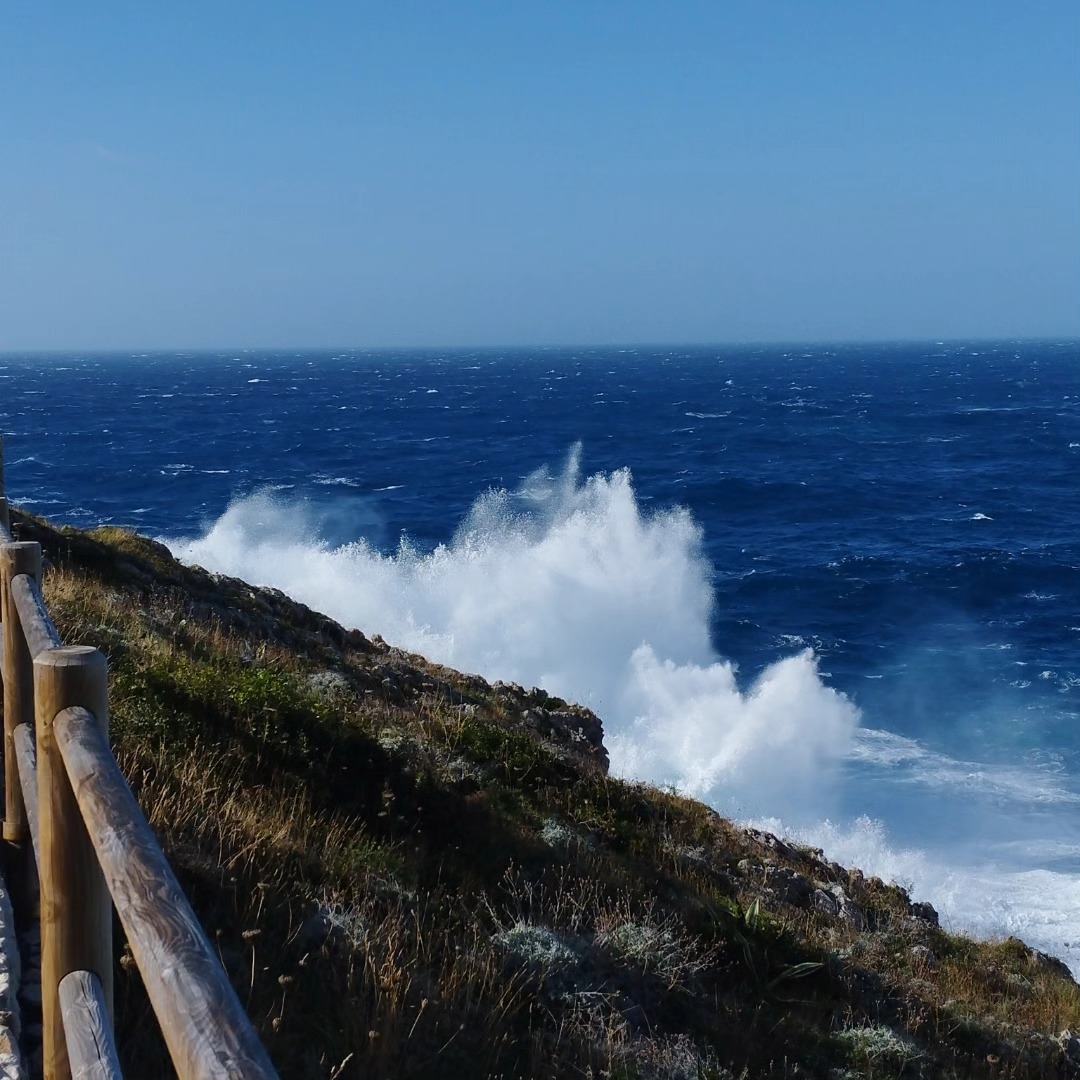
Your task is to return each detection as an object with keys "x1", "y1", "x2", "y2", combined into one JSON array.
[{"x1": 11, "y1": 508, "x2": 1080, "y2": 1079}]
